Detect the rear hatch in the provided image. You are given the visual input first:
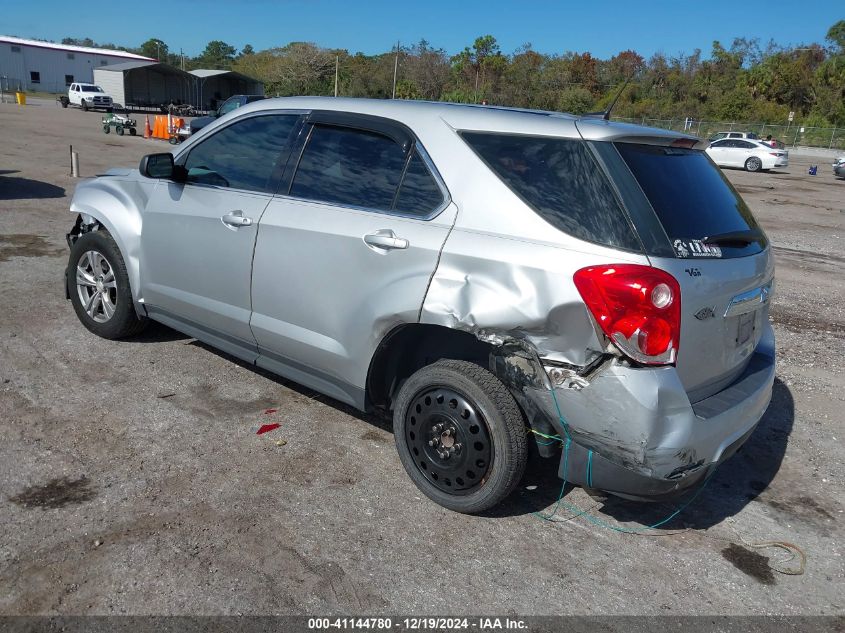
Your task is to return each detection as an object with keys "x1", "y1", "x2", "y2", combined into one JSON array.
[{"x1": 593, "y1": 135, "x2": 774, "y2": 402}]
